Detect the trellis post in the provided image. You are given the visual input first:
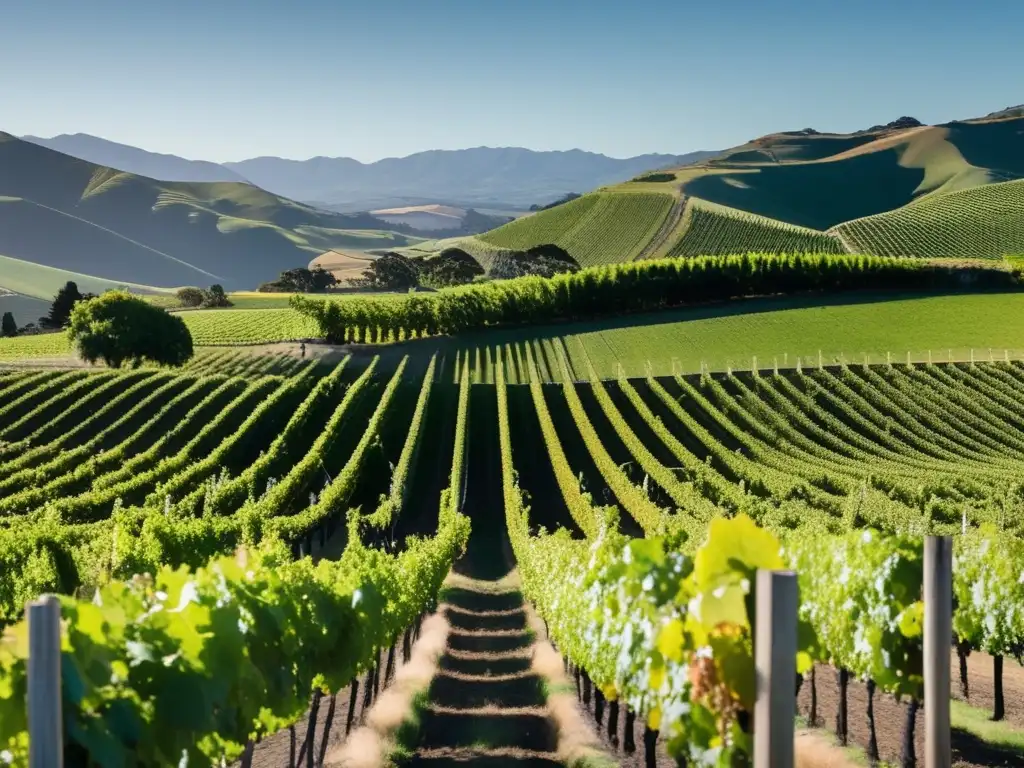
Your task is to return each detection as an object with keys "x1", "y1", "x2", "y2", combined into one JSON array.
[
  {"x1": 28, "y1": 595, "x2": 63, "y2": 768},
  {"x1": 924, "y1": 536, "x2": 953, "y2": 768},
  {"x1": 754, "y1": 570, "x2": 797, "y2": 768}
]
